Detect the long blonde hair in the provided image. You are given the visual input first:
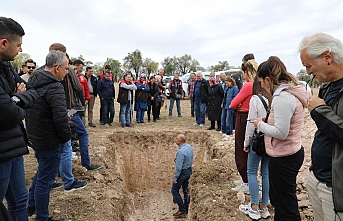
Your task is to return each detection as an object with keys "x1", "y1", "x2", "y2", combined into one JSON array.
[{"x1": 241, "y1": 59, "x2": 258, "y2": 82}]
